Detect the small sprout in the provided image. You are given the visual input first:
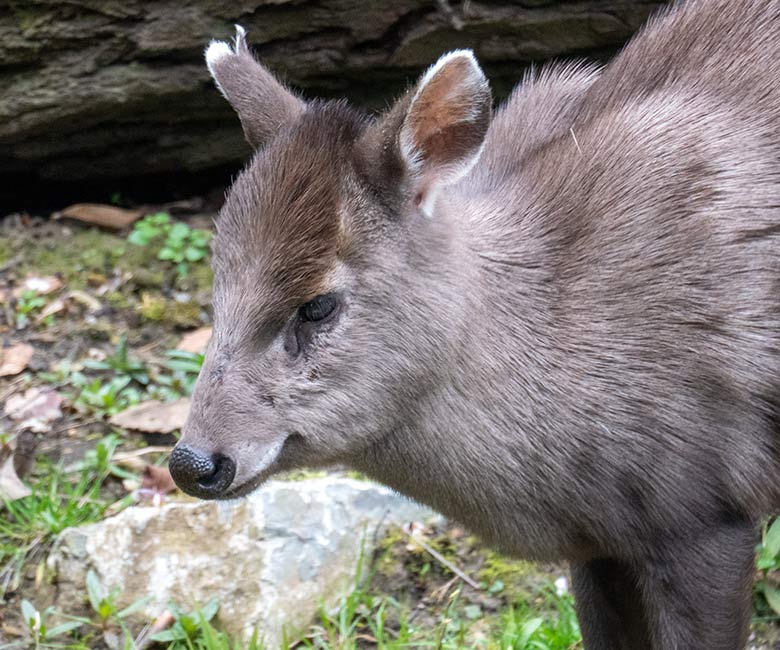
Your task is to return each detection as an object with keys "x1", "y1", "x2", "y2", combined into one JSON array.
[
  {"x1": 15, "y1": 290, "x2": 47, "y2": 329},
  {"x1": 128, "y1": 213, "x2": 211, "y2": 281}
]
